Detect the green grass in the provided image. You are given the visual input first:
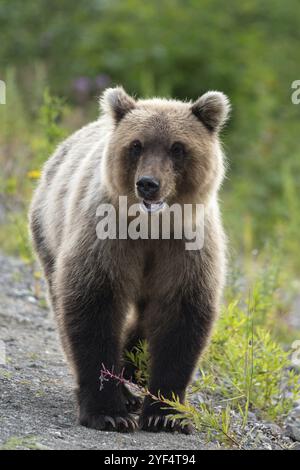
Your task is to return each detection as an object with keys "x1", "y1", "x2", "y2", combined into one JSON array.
[
  {"x1": 0, "y1": 82, "x2": 69, "y2": 263},
  {"x1": 0, "y1": 369, "x2": 13, "y2": 379},
  {"x1": 125, "y1": 340, "x2": 150, "y2": 387},
  {"x1": 0, "y1": 435, "x2": 44, "y2": 450}
]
